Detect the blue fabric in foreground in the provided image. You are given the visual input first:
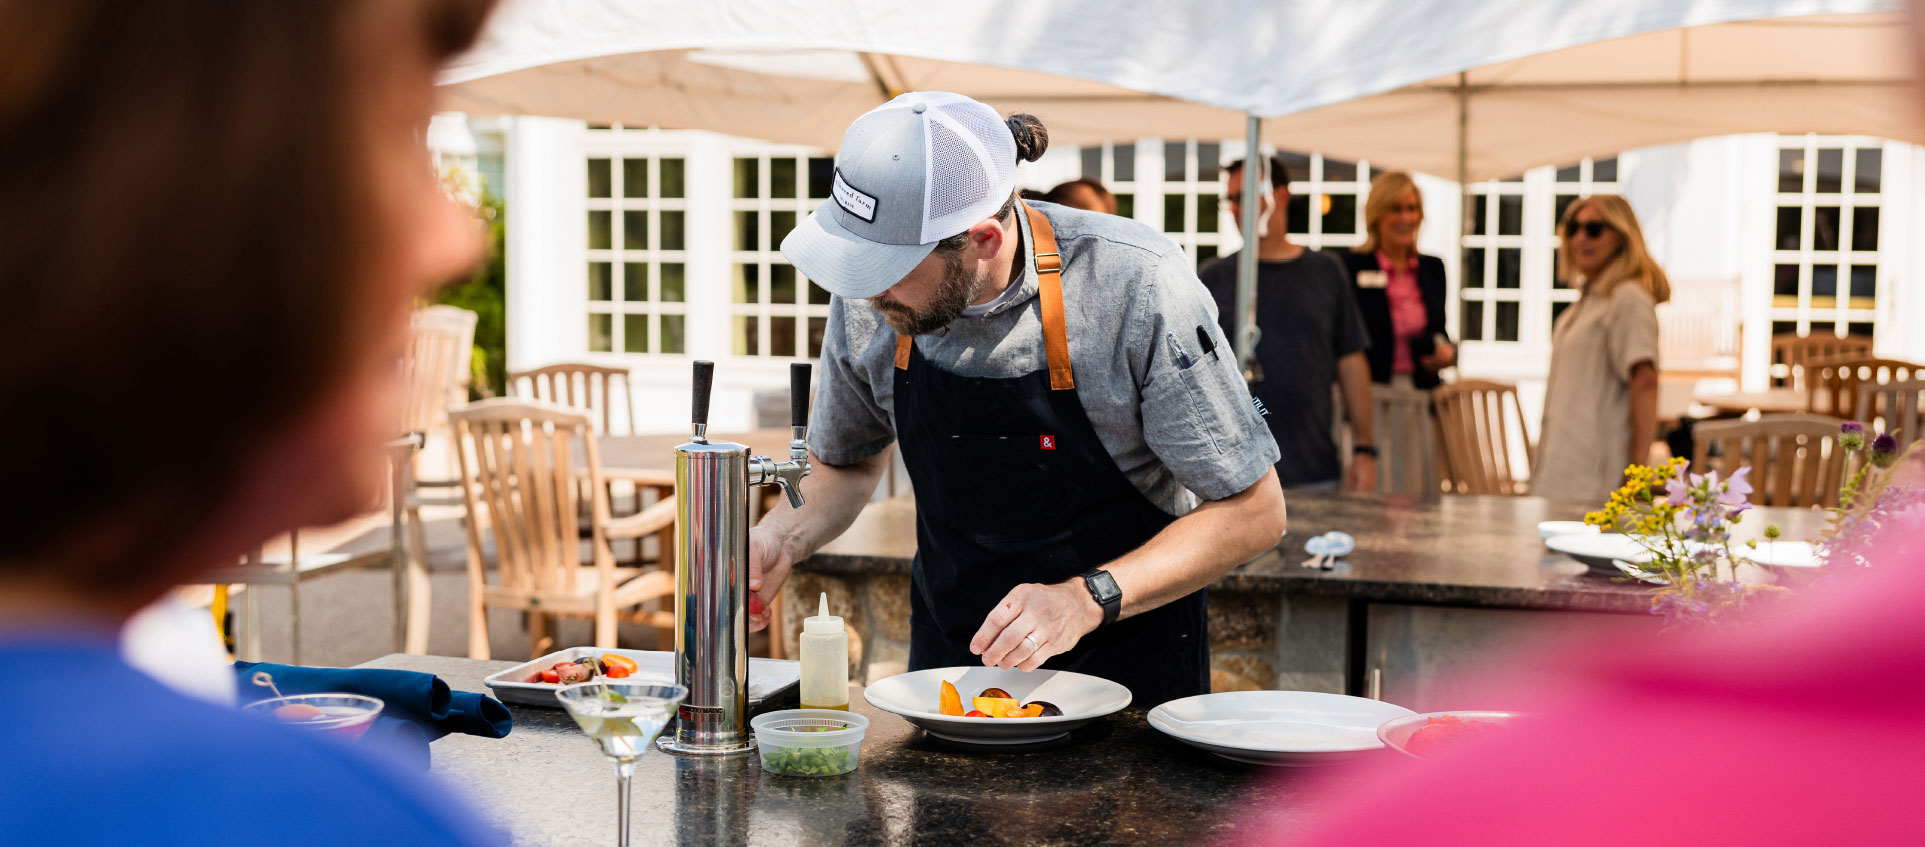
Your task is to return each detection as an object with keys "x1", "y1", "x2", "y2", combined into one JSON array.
[
  {"x1": 233, "y1": 661, "x2": 512, "y2": 770},
  {"x1": 0, "y1": 638, "x2": 502, "y2": 846}
]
